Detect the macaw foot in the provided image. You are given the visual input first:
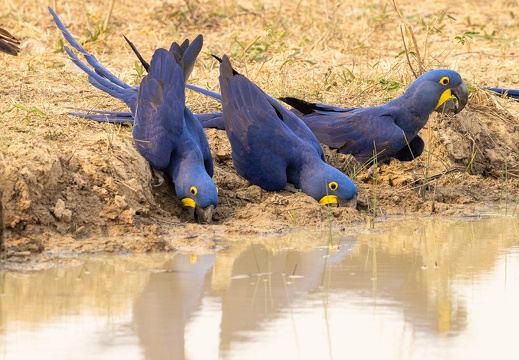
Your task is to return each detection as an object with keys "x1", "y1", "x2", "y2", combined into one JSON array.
[
  {"x1": 283, "y1": 183, "x2": 301, "y2": 193},
  {"x1": 151, "y1": 168, "x2": 165, "y2": 187}
]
